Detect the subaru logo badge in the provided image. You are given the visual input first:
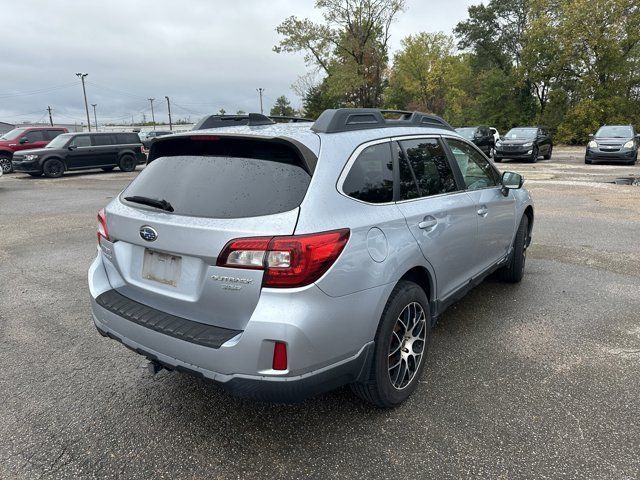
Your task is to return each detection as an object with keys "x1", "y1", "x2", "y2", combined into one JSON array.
[{"x1": 139, "y1": 225, "x2": 158, "y2": 242}]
